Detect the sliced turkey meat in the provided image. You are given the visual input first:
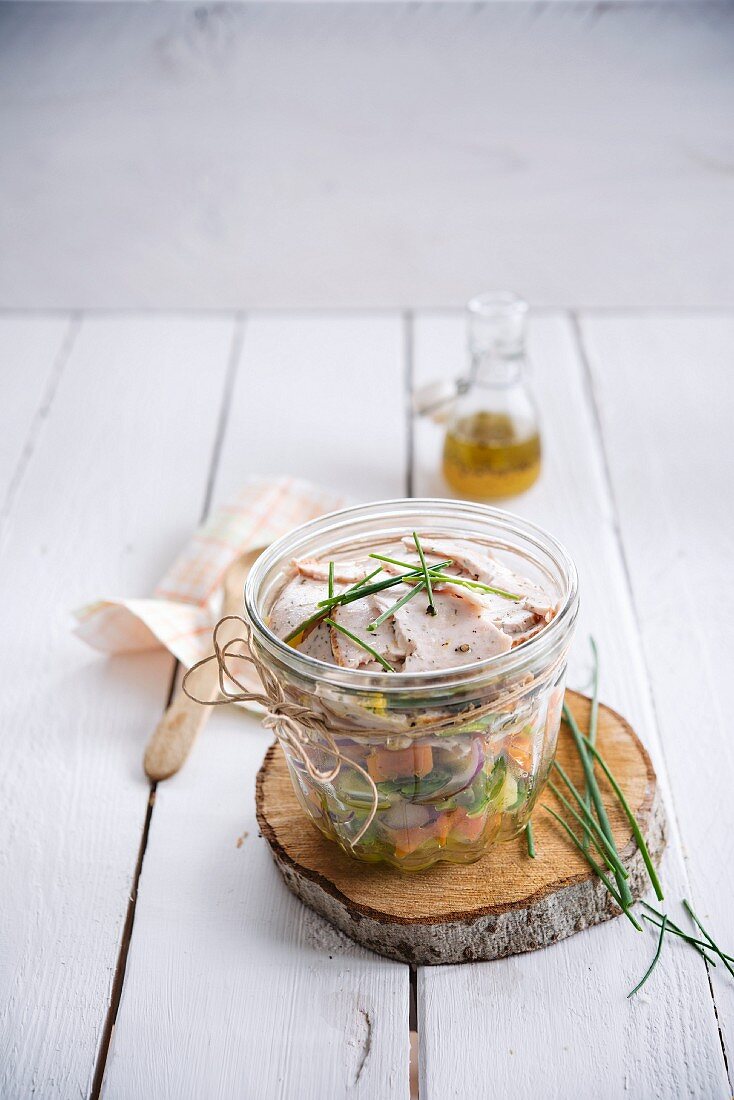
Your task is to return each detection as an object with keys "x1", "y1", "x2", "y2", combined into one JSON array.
[
  {"x1": 297, "y1": 621, "x2": 335, "y2": 663},
  {"x1": 400, "y1": 536, "x2": 556, "y2": 620},
  {"x1": 267, "y1": 575, "x2": 327, "y2": 641},
  {"x1": 292, "y1": 557, "x2": 372, "y2": 584},
  {"x1": 270, "y1": 533, "x2": 557, "y2": 673},
  {"x1": 391, "y1": 588, "x2": 512, "y2": 673}
]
